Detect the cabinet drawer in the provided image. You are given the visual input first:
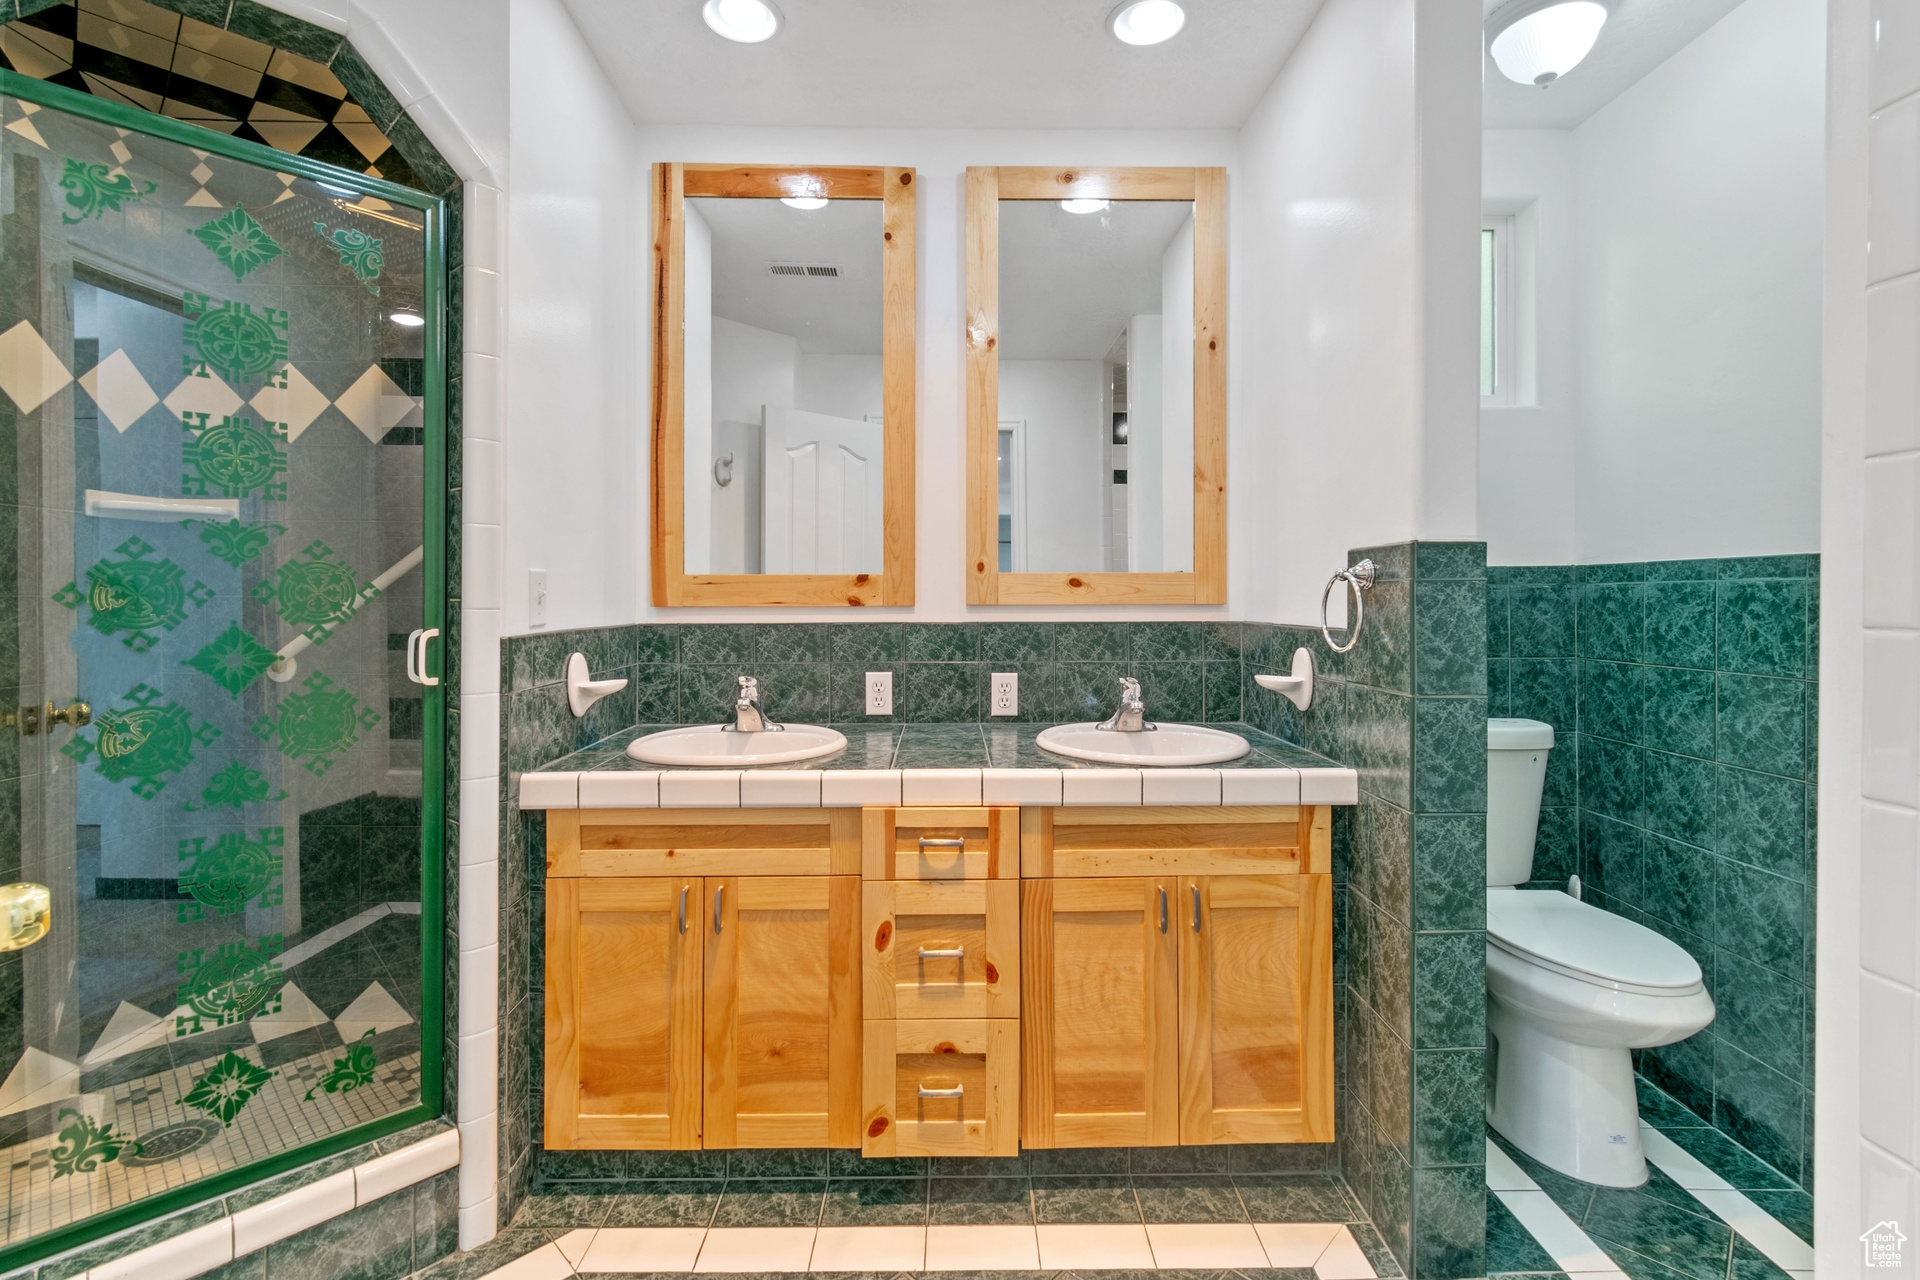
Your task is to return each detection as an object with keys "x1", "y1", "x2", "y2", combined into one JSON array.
[
  {"x1": 861, "y1": 1019, "x2": 1018, "y2": 1158},
  {"x1": 864, "y1": 879, "x2": 1019, "y2": 1019},
  {"x1": 862, "y1": 807, "x2": 1019, "y2": 880},
  {"x1": 548, "y1": 808, "x2": 862, "y2": 877},
  {"x1": 1020, "y1": 805, "x2": 1331, "y2": 878}
]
